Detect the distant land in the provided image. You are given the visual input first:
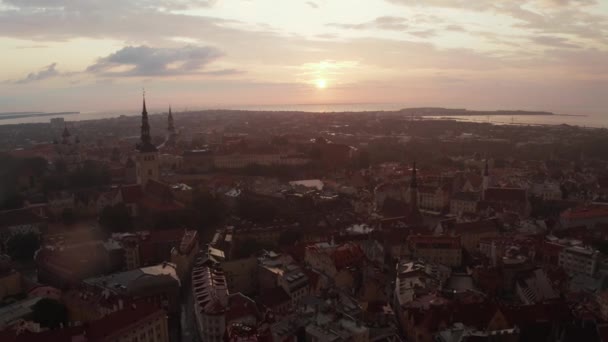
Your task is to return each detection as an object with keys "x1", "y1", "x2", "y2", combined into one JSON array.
[
  {"x1": 397, "y1": 108, "x2": 555, "y2": 116},
  {"x1": 0, "y1": 111, "x2": 80, "y2": 120}
]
